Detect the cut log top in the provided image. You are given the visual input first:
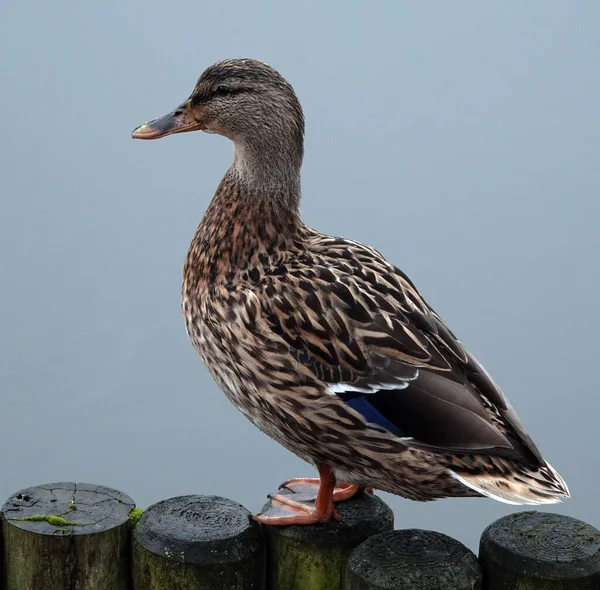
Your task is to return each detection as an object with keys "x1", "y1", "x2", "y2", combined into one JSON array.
[
  {"x1": 480, "y1": 511, "x2": 600, "y2": 586},
  {"x1": 132, "y1": 494, "x2": 266, "y2": 589},
  {"x1": 134, "y1": 494, "x2": 263, "y2": 565},
  {"x1": 2, "y1": 481, "x2": 135, "y2": 534},
  {"x1": 346, "y1": 529, "x2": 482, "y2": 590},
  {"x1": 1, "y1": 482, "x2": 135, "y2": 590}
]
